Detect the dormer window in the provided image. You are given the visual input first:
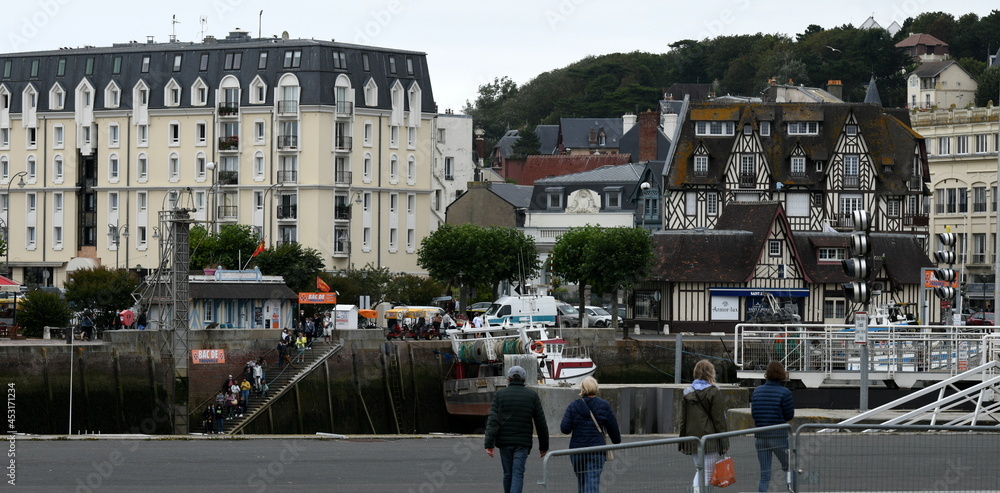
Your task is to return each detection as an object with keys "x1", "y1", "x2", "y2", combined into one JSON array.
[
  {"x1": 845, "y1": 124, "x2": 858, "y2": 136},
  {"x1": 546, "y1": 187, "x2": 564, "y2": 210},
  {"x1": 694, "y1": 155, "x2": 709, "y2": 177},
  {"x1": 695, "y1": 121, "x2": 734, "y2": 136},
  {"x1": 760, "y1": 121, "x2": 771, "y2": 136},
  {"x1": 787, "y1": 122, "x2": 819, "y2": 135}
]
